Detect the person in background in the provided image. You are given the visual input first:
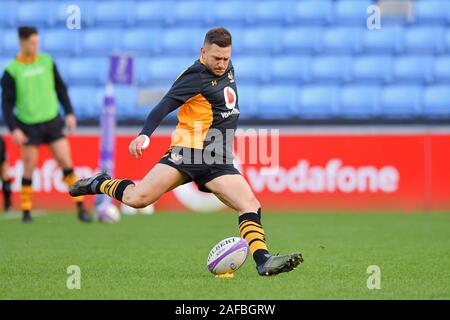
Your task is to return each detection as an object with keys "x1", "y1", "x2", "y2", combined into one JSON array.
[{"x1": 1, "y1": 26, "x2": 91, "y2": 223}]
